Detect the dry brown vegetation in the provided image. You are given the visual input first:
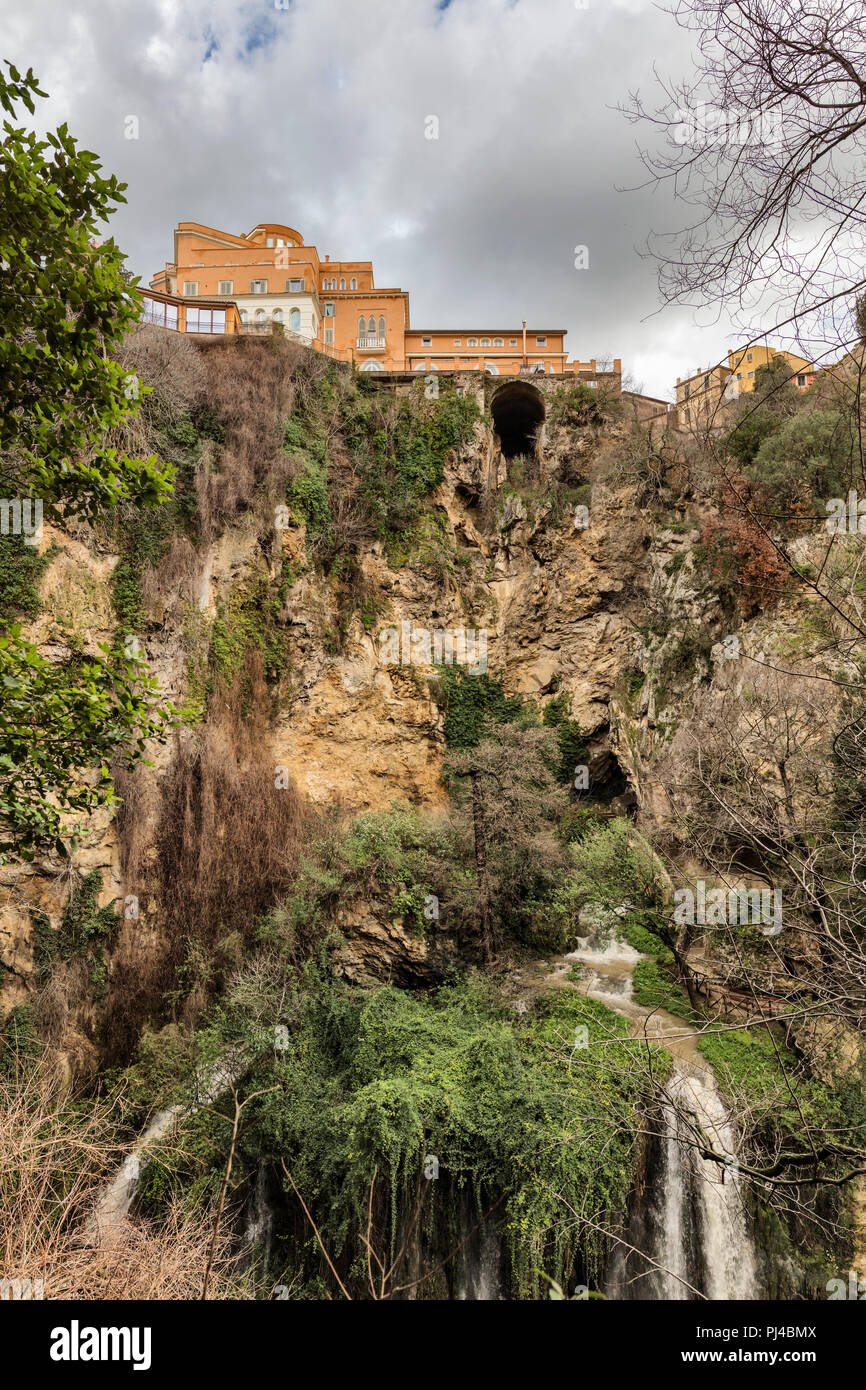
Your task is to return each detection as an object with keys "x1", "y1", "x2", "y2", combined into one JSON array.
[
  {"x1": 0, "y1": 1064, "x2": 248, "y2": 1300},
  {"x1": 194, "y1": 335, "x2": 314, "y2": 539},
  {"x1": 104, "y1": 652, "x2": 307, "y2": 1060}
]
